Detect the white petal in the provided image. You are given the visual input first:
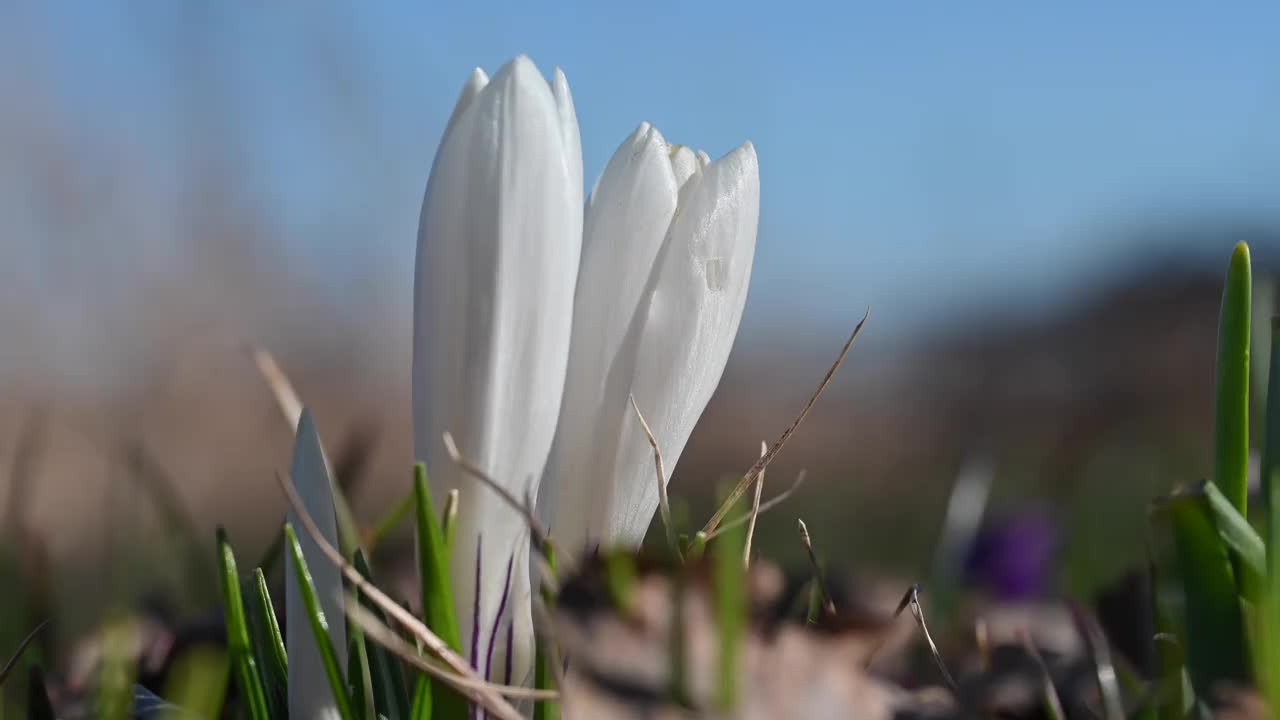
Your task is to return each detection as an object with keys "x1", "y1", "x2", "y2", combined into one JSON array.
[
  {"x1": 443, "y1": 68, "x2": 490, "y2": 140},
  {"x1": 413, "y1": 55, "x2": 581, "y2": 683},
  {"x1": 543, "y1": 123, "x2": 680, "y2": 549},
  {"x1": 552, "y1": 67, "x2": 583, "y2": 217},
  {"x1": 669, "y1": 144, "x2": 700, "y2": 189},
  {"x1": 286, "y1": 410, "x2": 347, "y2": 719},
  {"x1": 696, "y1": 149, "x2": 711, "y2": 168},
  {"x1": 604, "y1": 142, "x2": 760, "y2": 544}
]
